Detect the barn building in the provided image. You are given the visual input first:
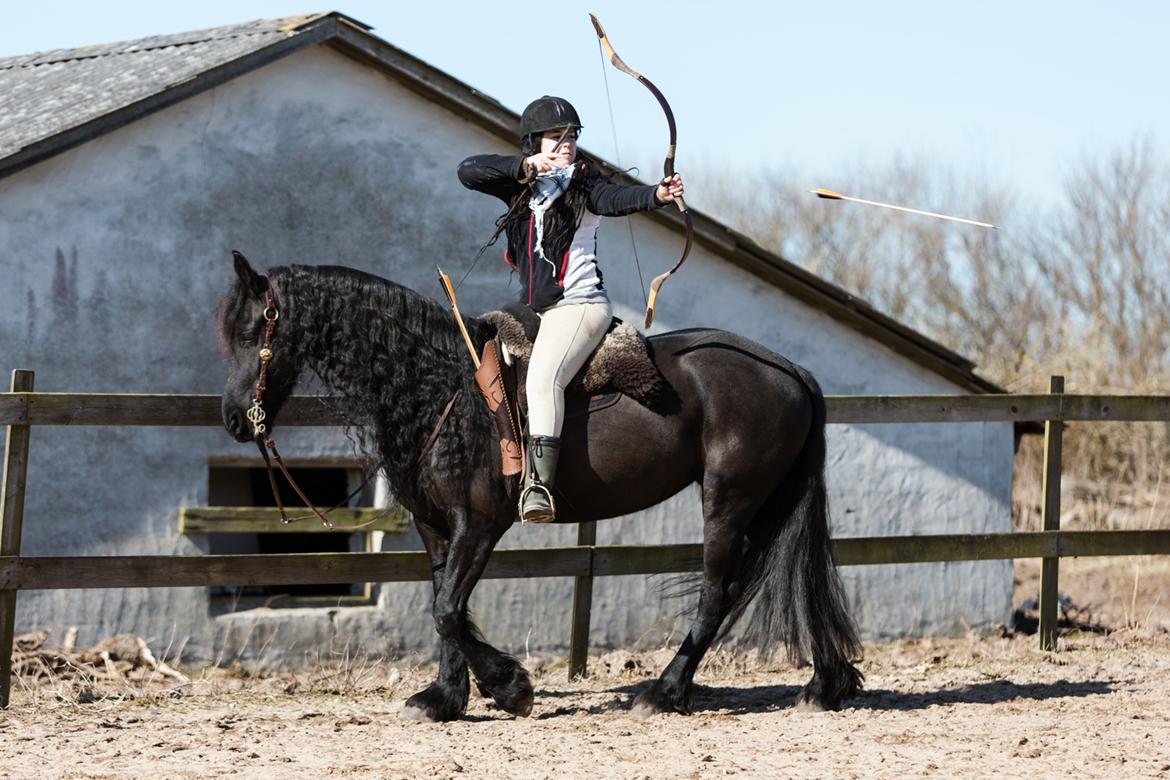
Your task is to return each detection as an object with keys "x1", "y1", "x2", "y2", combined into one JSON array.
[{"x1": 0, "y1": 13, "x2": 1013, "y2": 666}]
